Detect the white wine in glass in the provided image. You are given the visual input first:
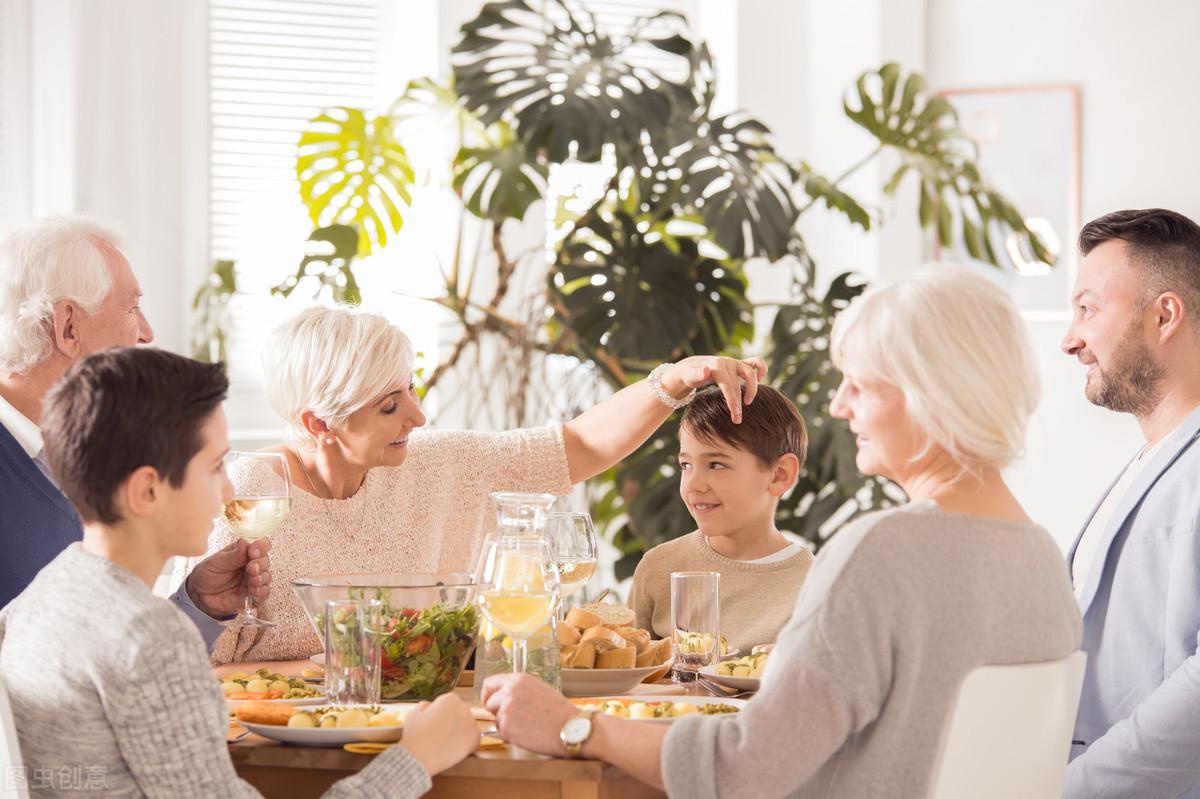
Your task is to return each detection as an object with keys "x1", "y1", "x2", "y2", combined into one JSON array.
[
  {"x1": 220, "y1": 452, "x2": 291, "y2": 629},
  {"x1": 546, "y1": 512, "x2": 600, "y2": 604},
  {"x1": 475, "y1": 537, "x2": 560, "y2": 674},
  {"x1": 556, "y1": 558, "x2": 598, "y2": 597}
]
